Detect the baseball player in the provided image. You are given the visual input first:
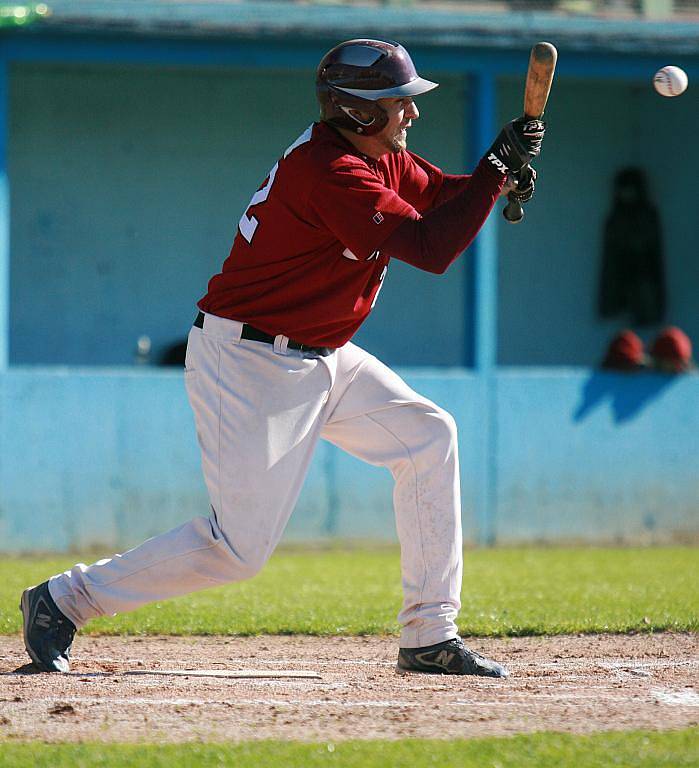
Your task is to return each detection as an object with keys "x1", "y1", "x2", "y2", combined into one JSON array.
[{"x1": 20, "y1": 39, "x2": 544, "y2": 677}]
